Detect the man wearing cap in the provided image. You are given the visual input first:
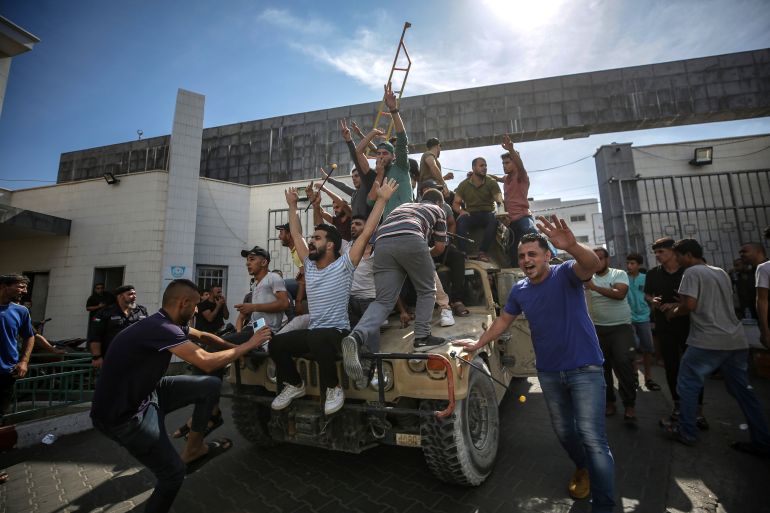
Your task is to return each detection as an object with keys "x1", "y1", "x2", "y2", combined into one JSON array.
[
  {"x1": 452, "y1": 157, "x2": 503, "y2": 262},
  {"x1": 277, "y1": 223, "x2": 306, "y2": 315},
  {"x1": 358, "y1": 83, "x2": 413, "y2": 219},
  {"x1": 419, "y1": 137, "x2": 445, "y2": 191},
  {"x1": 89, "y1": 285, "x2": 148, "y2": 368},
  {"x1": 234, "y1": 246, "x2": 290, "y2": 335}
]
